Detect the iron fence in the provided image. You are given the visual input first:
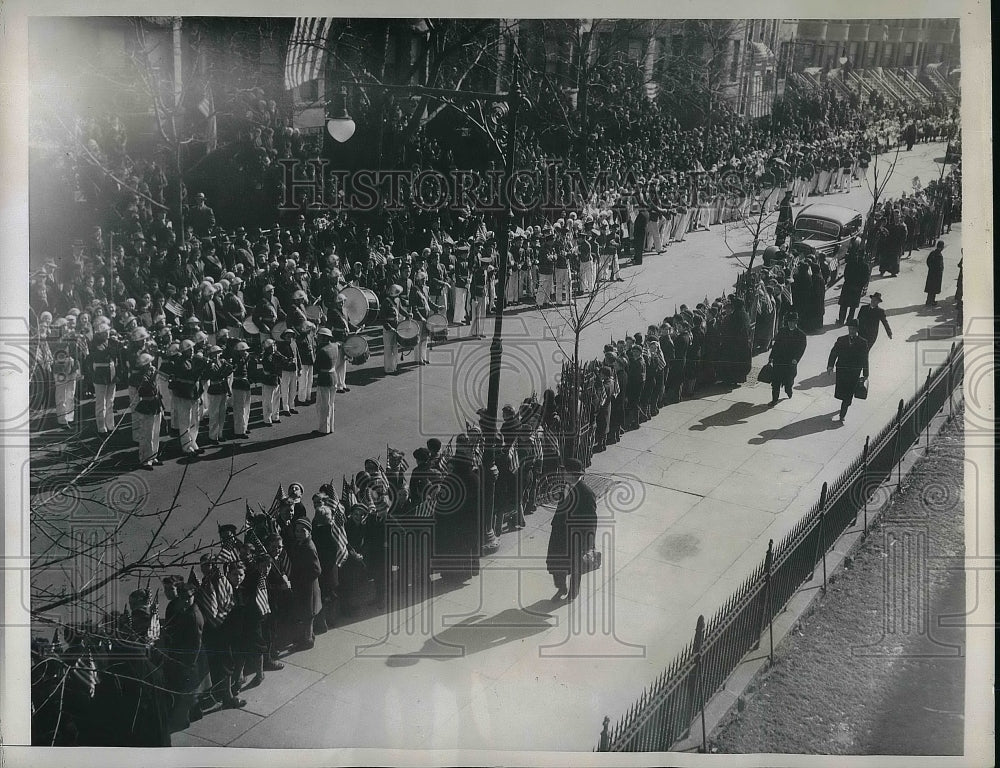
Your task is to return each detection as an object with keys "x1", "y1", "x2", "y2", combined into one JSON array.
[{"x1": 597, "y1": 340, "x2": 963, "y2": 752}]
